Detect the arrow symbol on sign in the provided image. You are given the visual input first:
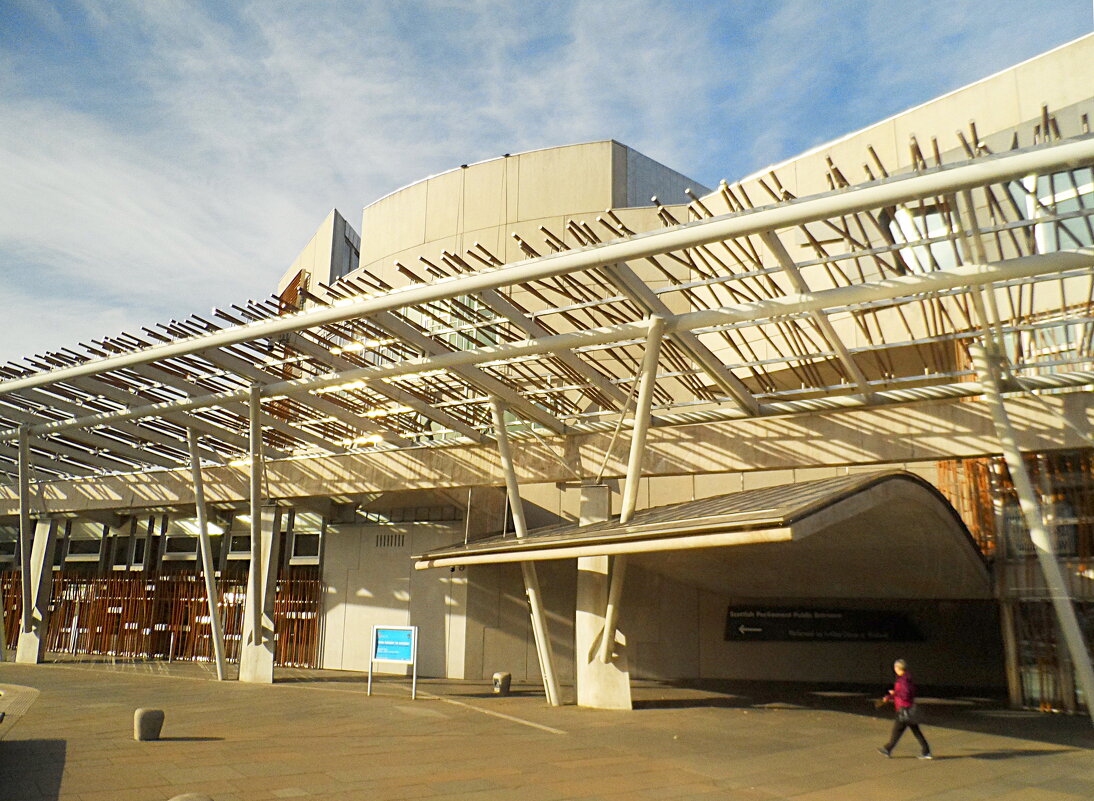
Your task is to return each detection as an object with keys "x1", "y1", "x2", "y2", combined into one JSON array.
[{"x1": 738, "y1": 625, "x2": 762, "y2": 634}]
